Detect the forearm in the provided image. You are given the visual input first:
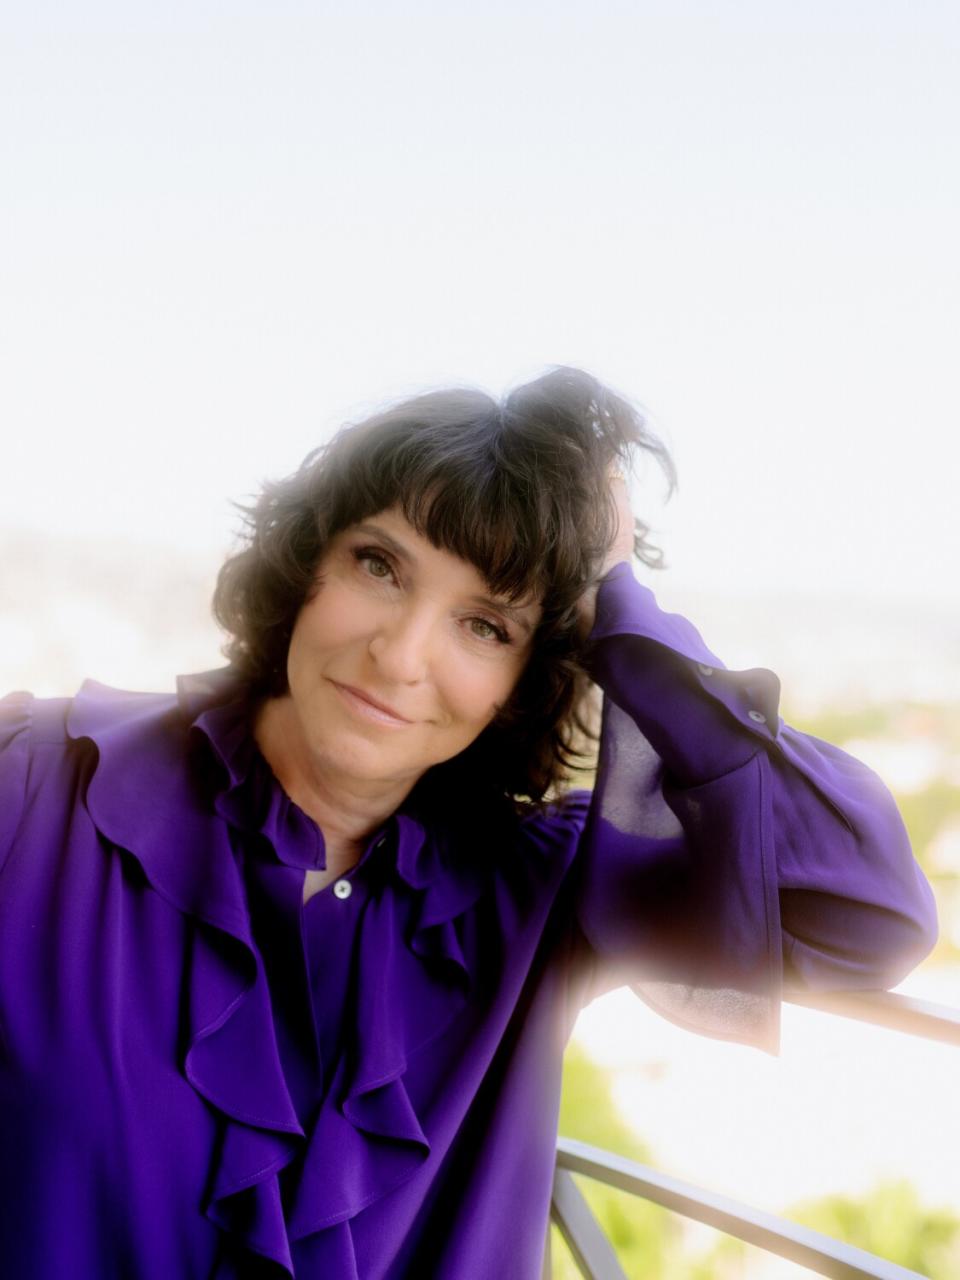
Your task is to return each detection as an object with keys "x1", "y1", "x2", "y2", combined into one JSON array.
[{"x1": 579, "y1": 561, "x2": 938, "y2": 997}]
